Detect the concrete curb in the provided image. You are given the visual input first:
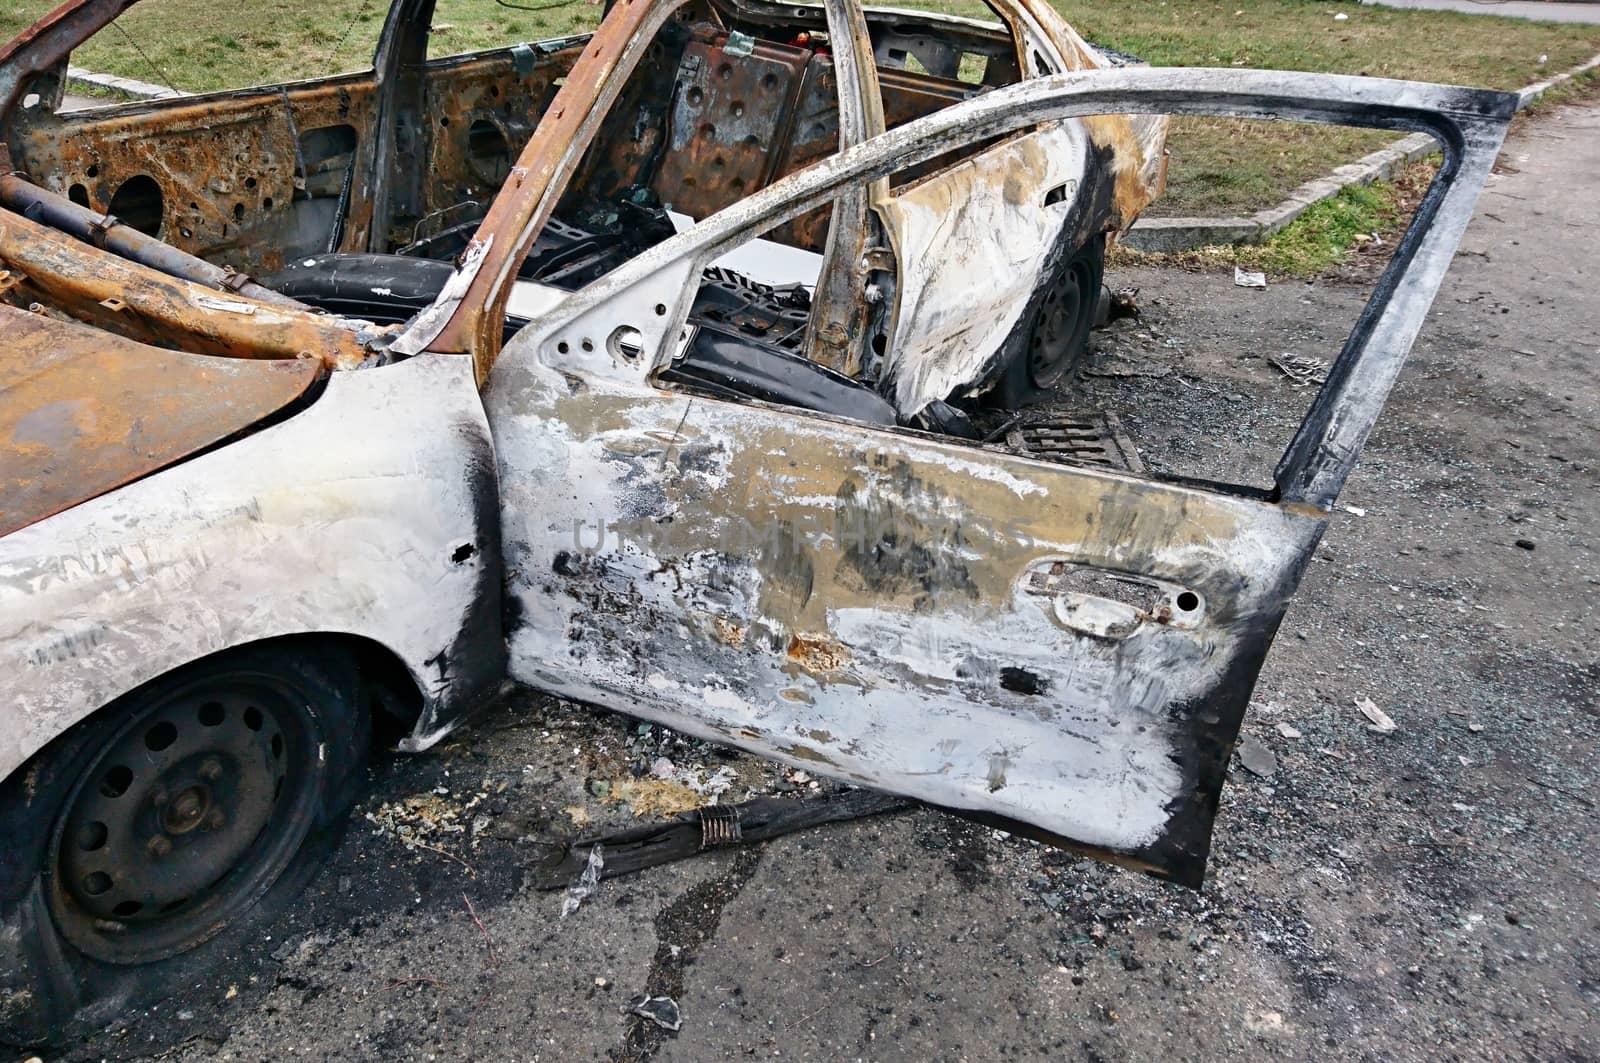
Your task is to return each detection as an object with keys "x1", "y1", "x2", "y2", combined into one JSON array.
[
  {"x1": 66, "y1": 65, "x2": 183, "y2": 101},
  {"x1": 1124, "y1": 49, "x2": 1600, "y2": 252}
]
